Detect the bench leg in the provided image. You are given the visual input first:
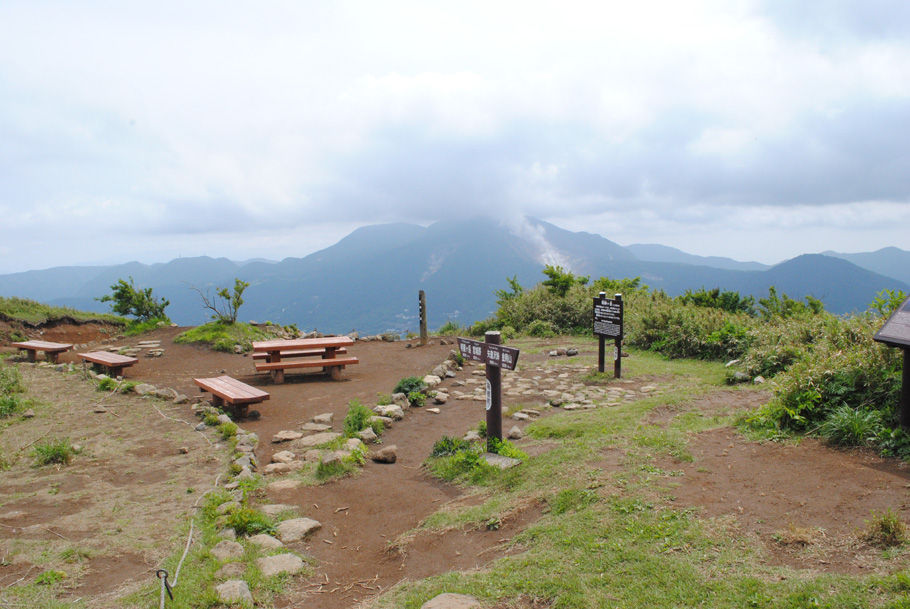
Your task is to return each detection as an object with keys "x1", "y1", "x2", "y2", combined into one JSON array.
[
  {"x1": 23, "y1": 350, "x2": 36, "y2": 363},
  {"x1": 272, "y1": 369, "x2": 285, "y2": 384},
  {"x1": 109, "y1": 366, "x2": 124, "y2": 378},
  {"x1": 329, "y1": 365, "x2": 344, "y2": 381},
  {"x1": 47, "y1": 352, "x2": 59, "y2": 364},
  {"x1": 211, "y1": 394, "x2": 225, "y2": 408}
]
